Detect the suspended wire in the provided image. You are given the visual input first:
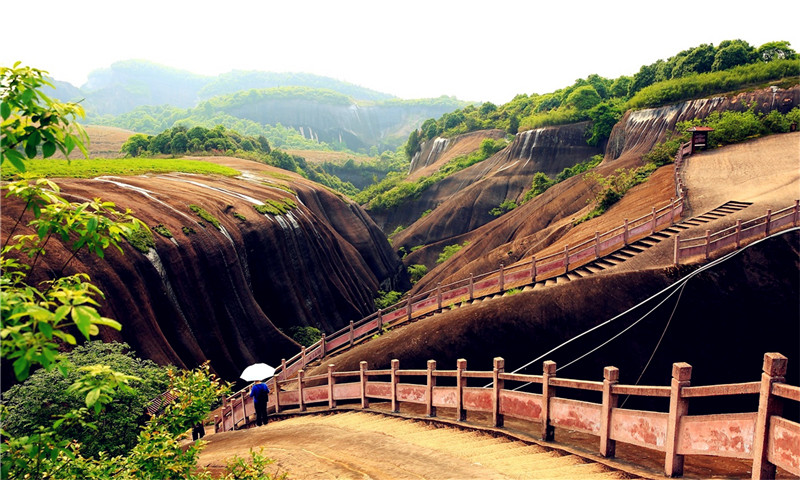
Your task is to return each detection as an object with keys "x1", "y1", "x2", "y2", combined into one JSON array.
[
  {"x1": 620, "y1": 280, "x2": 687, "y2": 408},
  {"x1": 482, "y1": 226, "x2": 799, "y2": 390}
]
